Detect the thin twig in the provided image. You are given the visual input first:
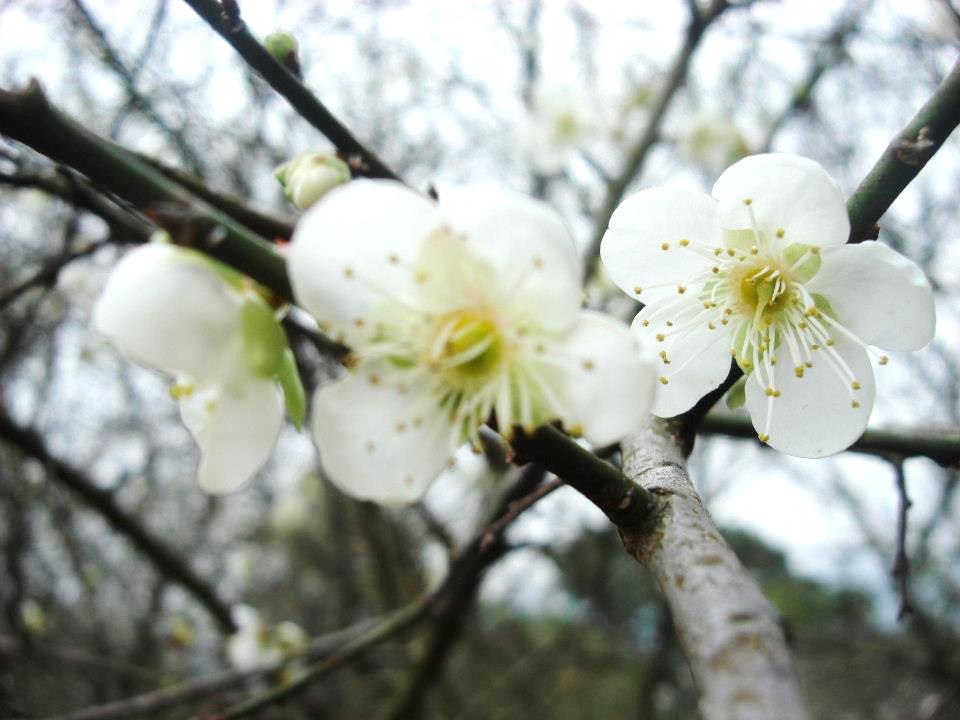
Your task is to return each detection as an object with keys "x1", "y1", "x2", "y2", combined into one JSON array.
[
  {"x1": 891, "y1": 460, "x2": 914, "y2": 619},
  {"x1": 44, "y1": 620, "x2": 373, "y2": 720},
  {"x1": 0, "y1": 407, "x2": 237, "y2": 635},
  {"x1": 480, "y1": 477, "x2": 562, "y2": 552},
  {"x1": 181, "y1": 0, "x2": 404, "y2": 183},
  {"x1": 581, "y1": 0, "x2": 730, "y2": 284},
  {"x1": 699, "y1": 413, "x2": 960, "y2": 468}
]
